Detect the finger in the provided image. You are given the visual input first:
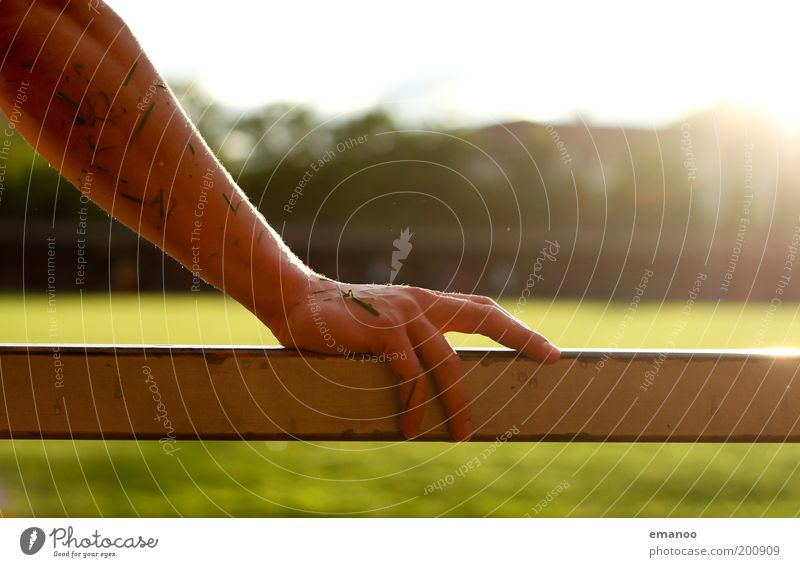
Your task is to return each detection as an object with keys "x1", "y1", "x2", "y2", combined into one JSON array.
[
  {"x1": 409, "y1": 320, "x2": 472, "y2": 442},
  {"x1": 384, "y1": 333, "x2": 428, "y2": 439},
  {"x1": 416, "y1": 289, "x2": 547, "y2": 343},
  {"x1": 441, "y1": 292, "x2": 520, "y2": 321},
  {"x1": 425, "y1": 296, "x2": 560, "y2": 363}
]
